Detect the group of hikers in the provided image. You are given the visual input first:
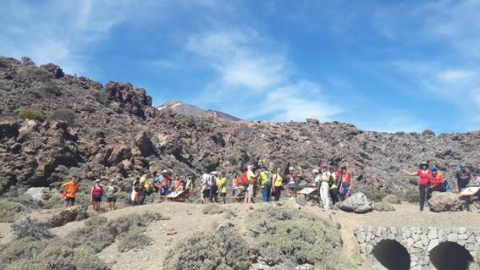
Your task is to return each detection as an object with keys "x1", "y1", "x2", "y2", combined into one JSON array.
[
  {"x1": 404, "y1": 161, "x2": 480, "y2": 211},
  {"x1": 196, "y1": 163, "x2": 353, "y2": 209},
  {"x1": 58, "y1": 160, "x2": 480, "y2": 213}
]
